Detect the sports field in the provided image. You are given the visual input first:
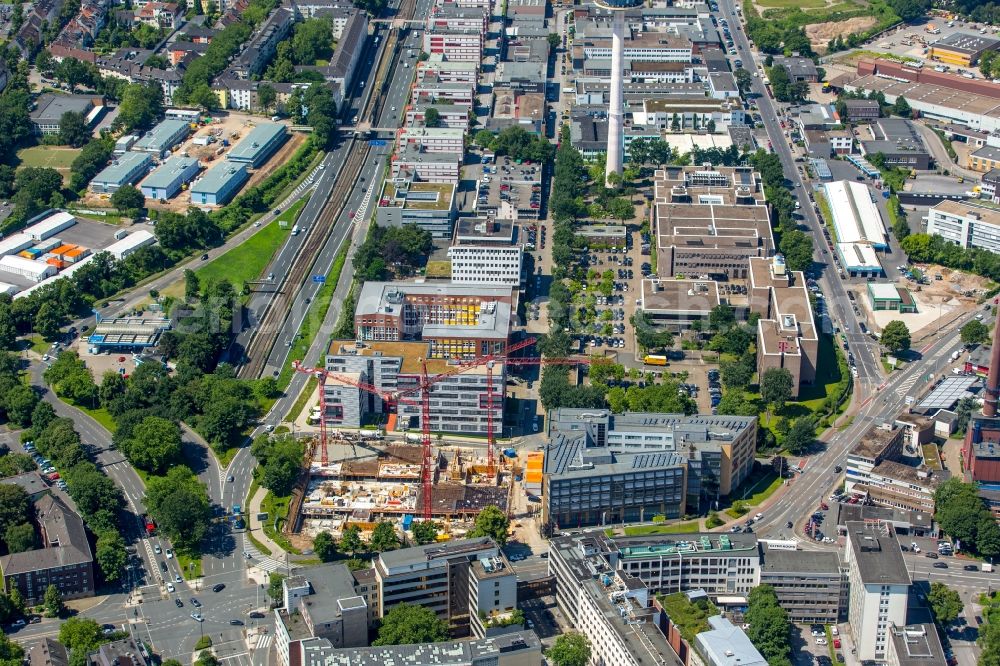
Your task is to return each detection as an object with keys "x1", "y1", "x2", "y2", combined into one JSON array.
[{"x1": 17, "y1": 146, "x2": 81, "y2": 184}]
